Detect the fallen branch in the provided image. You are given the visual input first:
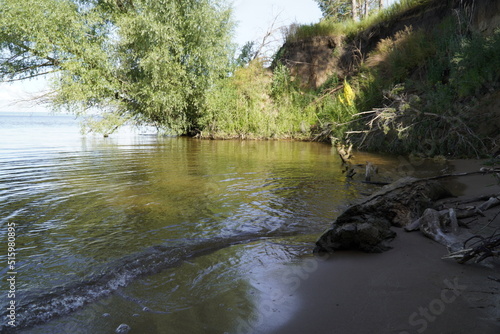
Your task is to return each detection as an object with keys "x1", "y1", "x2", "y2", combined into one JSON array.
[
  {"x1": 362, "y1": 180, "x2": 390, "y2": 186},
  {"x1": 487, "y1": 276, "x2": 500, "y2": 283},
  {"x1": 443, "y1": 229, "x2": 500, "y2": 264},
  {"x1": 478, "y1": 196, "x2": 500, "y2": 211},
  {"x1": 476, "y1": 209, "x2": 500, "y2": 233},
  {"x1": 424, "y1": 169, "x2": 500, "y2": 181},
  {"x1": 346, "y1": 87, "x2": 489, "y2": 158},
  {"x1": 459, "y1": 193, "x2": 500, "y2": 204}
]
